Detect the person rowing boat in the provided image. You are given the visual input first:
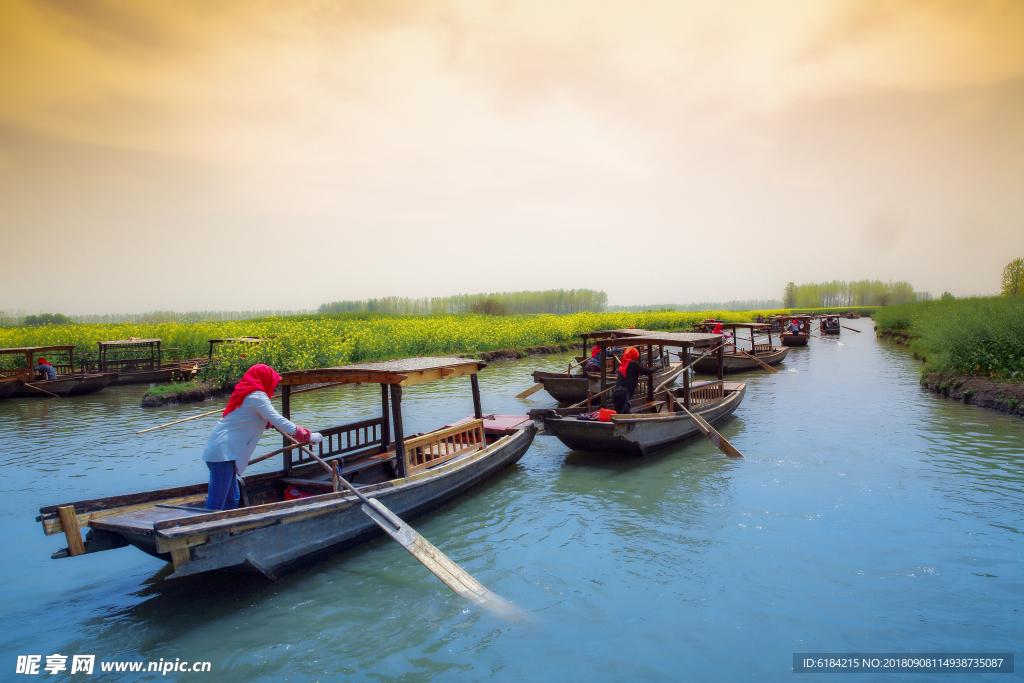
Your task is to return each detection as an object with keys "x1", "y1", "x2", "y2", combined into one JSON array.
[{"x1": 611, "y1": 346, "x2": 659, "y2": 415}]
